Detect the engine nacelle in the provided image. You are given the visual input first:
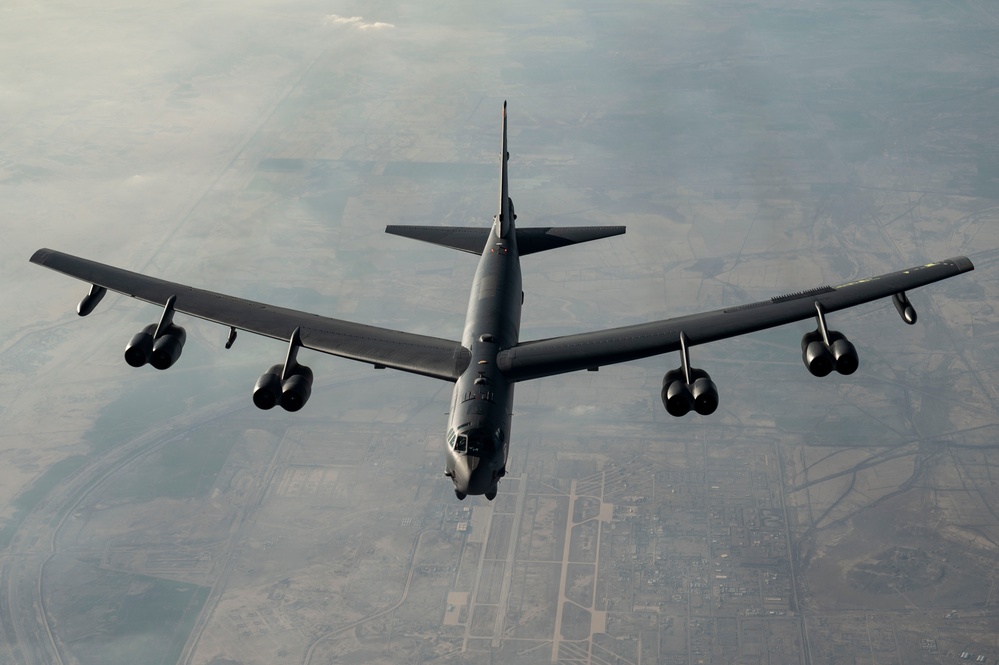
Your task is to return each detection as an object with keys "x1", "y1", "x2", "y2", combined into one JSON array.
[
  {"x1": 801, "y1": 330, "x2": 859, "y2": 376},
  {"x1": 663, "y1": 379, "x2": 692, "y2": 417},
  {"x1": 662, "y1": 367, "x2": 718, "y2": 417},
  {"x1": 280, "y1": 365, "x2": 314, "y2": 412},
  {"x1": 150, "y1": 325, "x2": 186, "y2": 370},
  {"x1": 253, "y1": 364, "x2": 315, "y2": 412},
  {"x1": 124, "y1": 324, "x2": 157, "y2": 368},
  {"x1": 801, "y1": 331, "x2": 834, "y2": 377},
  {"x1": 661, "y1": 369, "x2": 690, "y2": 417},
  {"x1": 827, "y1": 331, "x2": 859, "y2": 375},
  {"x1": 253, "y1": 364, "x2": 284, "y2": 410},
  {"x1": 691, "y1": 375, "x2": 719, "y2": 416}
]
